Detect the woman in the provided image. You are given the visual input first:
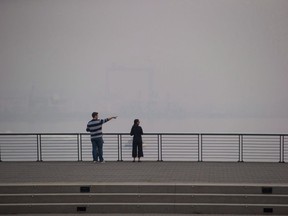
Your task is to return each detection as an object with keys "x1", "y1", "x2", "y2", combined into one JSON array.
[{"x1": 130, "y1": 119, "x2": 143, "y2": 162}]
